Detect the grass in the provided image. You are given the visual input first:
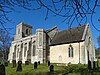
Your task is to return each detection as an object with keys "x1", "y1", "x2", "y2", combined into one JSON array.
[
  {"x1": 5, "y1": 63, "x2": 100, "y2": 75},
  {"x1": 6, "y1": 63, "x2": 65, "y2": 75}
]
